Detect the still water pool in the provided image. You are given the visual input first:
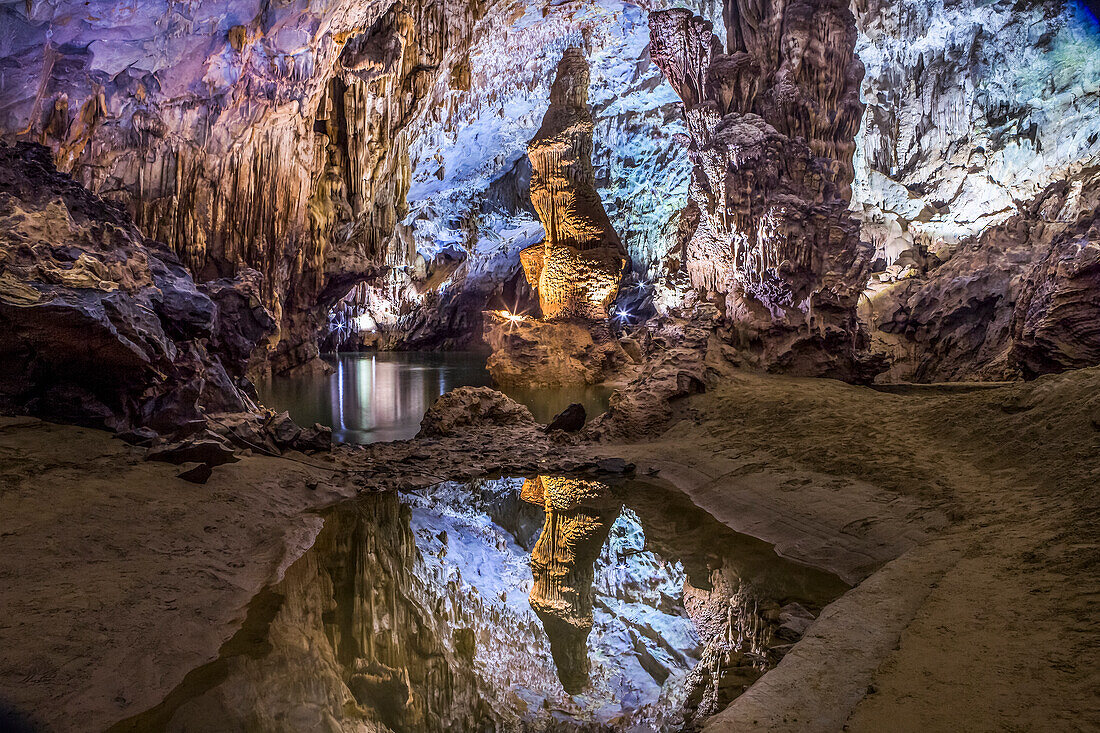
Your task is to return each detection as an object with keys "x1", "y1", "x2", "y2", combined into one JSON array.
[
  {"x1": 111, "y1": 477, "x2": 847, "y2": 732},
  {"x1": 256, "y1": 352, "x2": 613, "y2": 443}
]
